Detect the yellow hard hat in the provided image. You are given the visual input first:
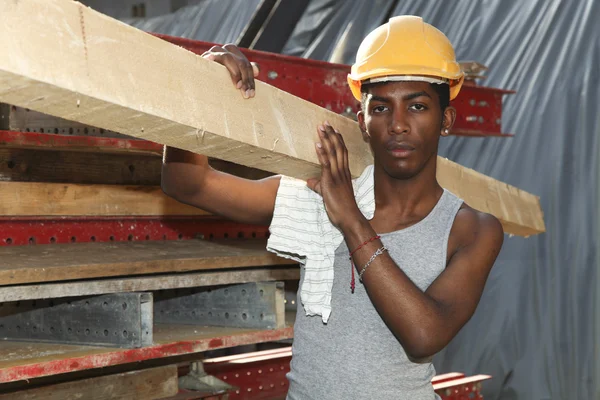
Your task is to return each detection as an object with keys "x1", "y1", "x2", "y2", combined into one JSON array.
[{"x1": 347, "y1": 16, "x2": 464, "y2": 101}]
